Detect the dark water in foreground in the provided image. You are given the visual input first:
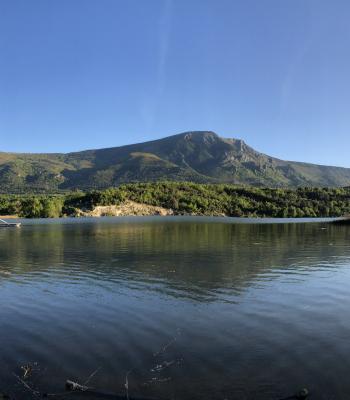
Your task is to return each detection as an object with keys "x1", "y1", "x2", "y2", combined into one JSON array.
[{"x1": 1, "y1": 217, "x2": 350, "y2": 399}]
